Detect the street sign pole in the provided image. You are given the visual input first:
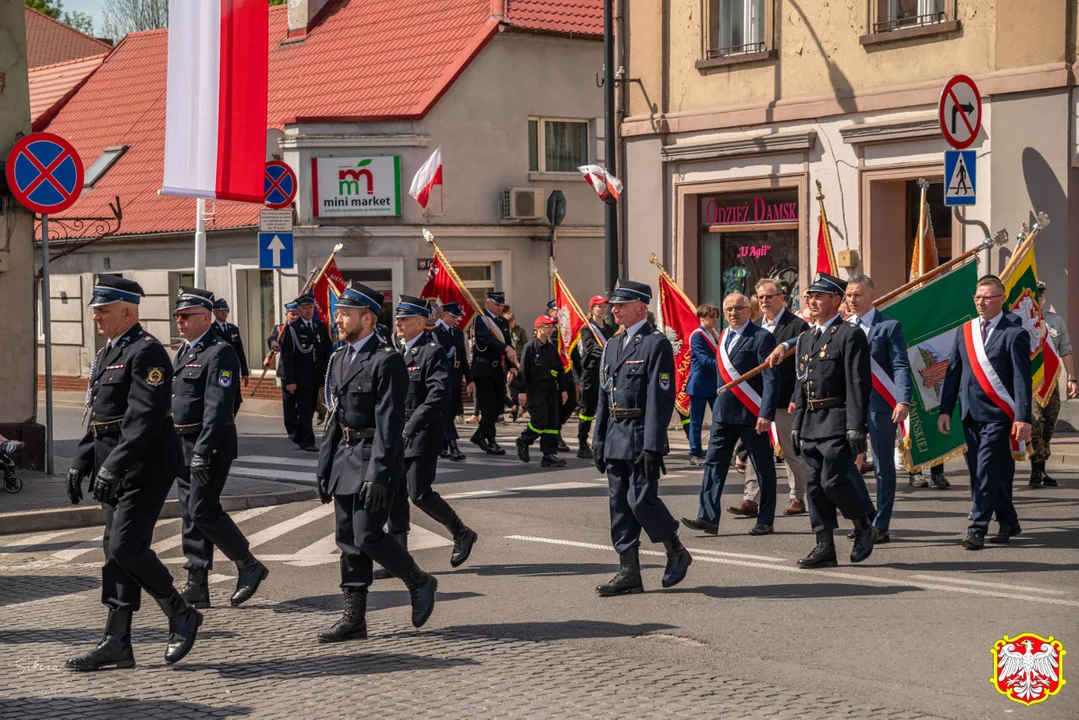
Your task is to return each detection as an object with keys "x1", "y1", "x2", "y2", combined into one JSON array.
[
  {"x1": 194, "y1": 198, "x2": 207, "y2": 288},
  {"x1": 41, "y1": 214, "x2": 54, "y2": 476}
]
